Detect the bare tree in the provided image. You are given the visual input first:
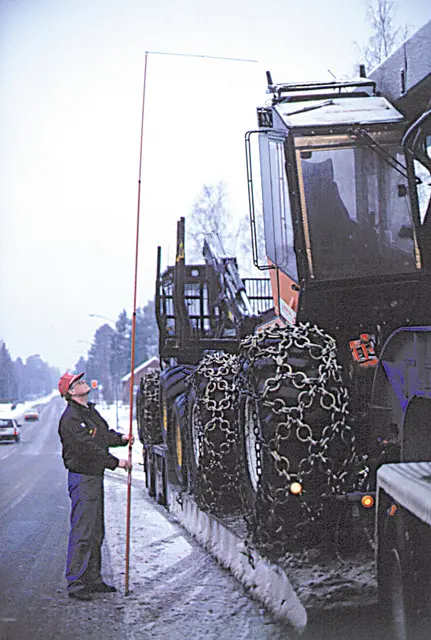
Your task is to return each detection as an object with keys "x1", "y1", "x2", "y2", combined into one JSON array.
[
  {"x1": 186, "y1": 181, "x2": 240, "y2": 261},
  {"x1": 186, "y1": 181, "x2": 266, "y2": 277},
  {"x1": 236, "y1": 209, "x2": 267, "y2": 276},
  {"x1": 355, "y1": 0, "x2": 409, "y2": 73}
]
